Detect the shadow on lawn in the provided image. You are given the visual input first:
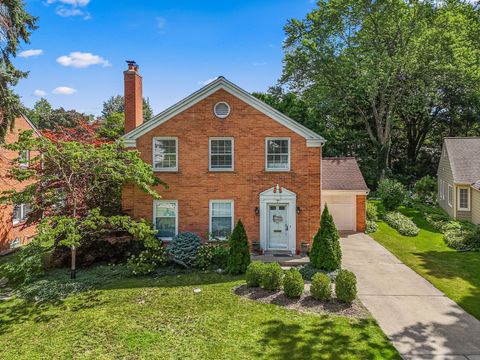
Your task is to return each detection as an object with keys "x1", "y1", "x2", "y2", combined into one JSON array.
[
  {"x1": 414, "y1": 250, "x2": 480, "y2": 320},
  {"x1": 257, "y1": 318, "x2": 400, "y2": 360}
]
